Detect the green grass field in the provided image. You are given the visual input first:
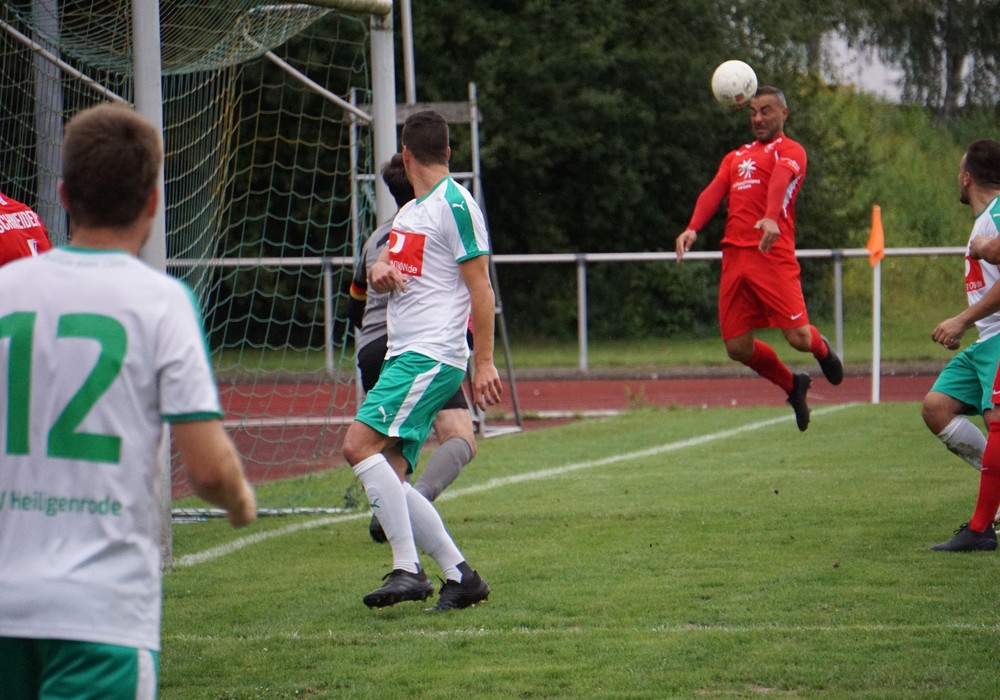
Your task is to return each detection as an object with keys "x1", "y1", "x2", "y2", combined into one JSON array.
[{"x1": 162, "y1": 402, "x2": 1000, "y2": 698}]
